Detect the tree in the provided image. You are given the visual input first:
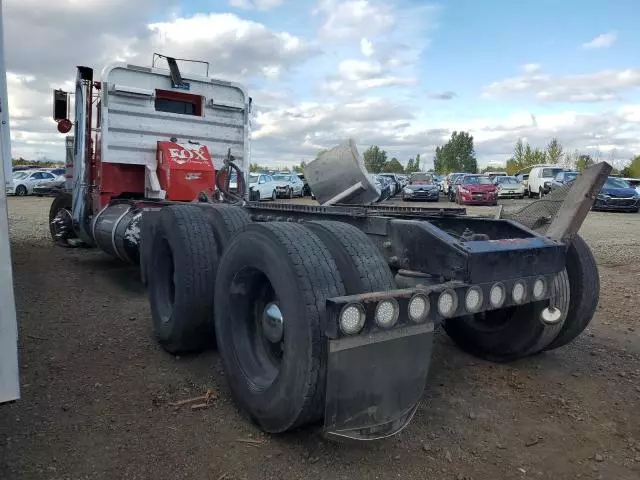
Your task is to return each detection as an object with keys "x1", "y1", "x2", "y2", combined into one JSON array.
[
  {"x1": 620, "y1": 155, "x2": 640, "y2": 177},
  {"x1": 249, "y1": 163, "x2": 267, "y2": 172},
  {"x1": 481, "y1": 165, "x2": 505, "y2": 174},
  {"x1": 382, "y1": 157, "x2": 404, "y2": 173},
  {"x1": 575, "y1": 154, "x2": 594, "y2": 172},
  {"x1": 414, "y1": 154, "x2": 421, "y2": 172},
  {"x1": 363, "y1": 145, "x2": 388, "y2": 173},
  {"x1": 292, "y1": 160, "x2": 307, "y2": 173},
  {"x1": 505, "y1": 138, "x2": 547, "y2": 174},
  {"x1": 433, "y1": 131, "x2": 477, "y2": 173},
  {"x1": 406, "y1": 157, "x2": 415, "y2": 173},
  {"x1": 433, "y1": 147, "x2": 442, "y2": 174},
  {"x1": 545, "y1": 138, "x2": 564, "y2": 164}
]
